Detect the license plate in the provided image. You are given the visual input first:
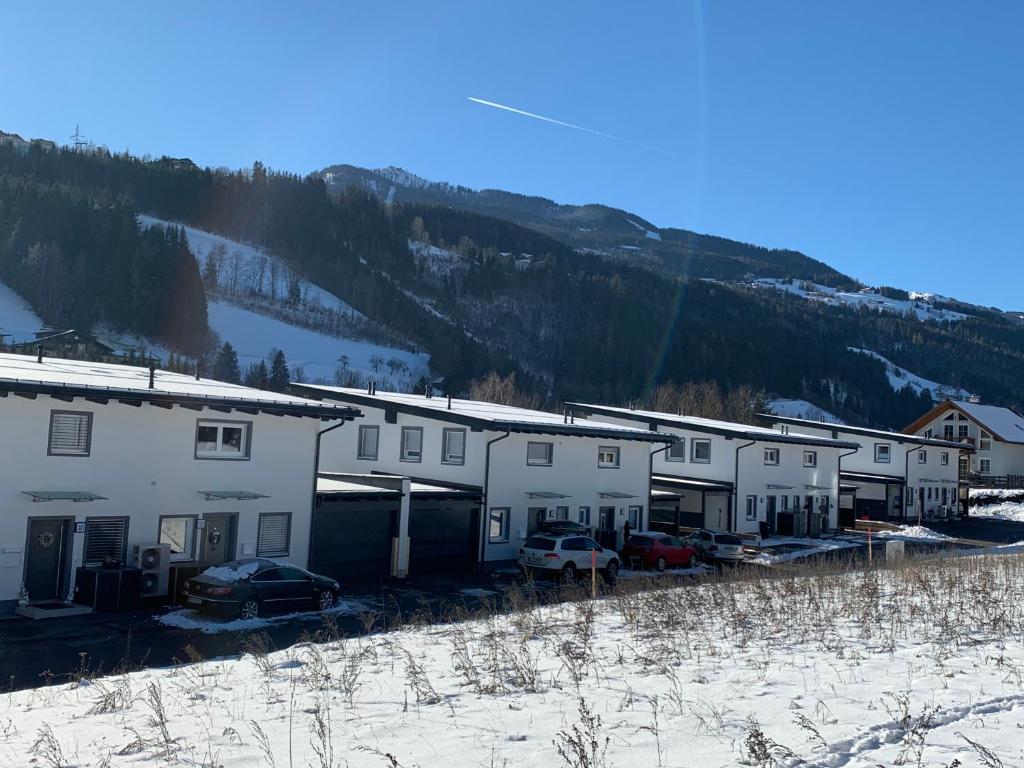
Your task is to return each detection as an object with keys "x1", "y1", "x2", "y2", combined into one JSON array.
[{"x1": 187, "y1": 596, "x2": 202, "y2": 605}]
